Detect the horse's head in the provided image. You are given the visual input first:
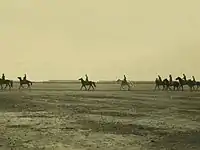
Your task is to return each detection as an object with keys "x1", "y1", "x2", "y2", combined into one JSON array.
[
  {"x1": 163, "y1": 78, "x2": 169, "y2": 82},
  {"x1": 116, "y1": 79, "x2": 121, "y2": 83},
  {"x1": 17, "y1": 77, "x2": 22, "y2": 80},
  {"x1": 175, "y1": 77, "x2": 181, "y2": 81},
  {"x1": 78, "y1": 78, "x2": 83, "y2": 81}
]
